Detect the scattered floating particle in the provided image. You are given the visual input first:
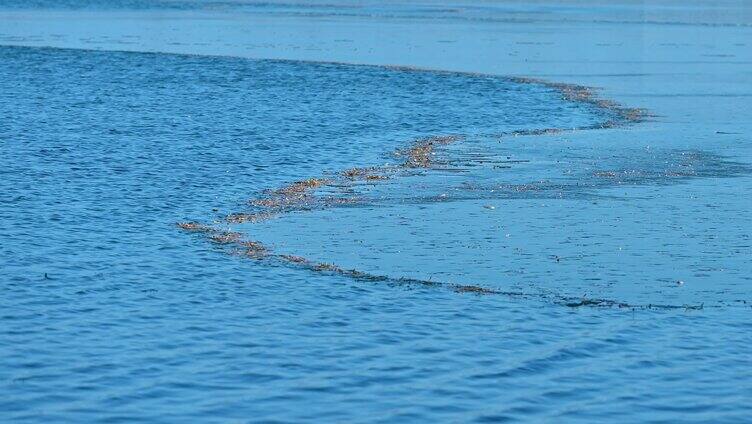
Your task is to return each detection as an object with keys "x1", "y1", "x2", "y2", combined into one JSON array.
[
  {"x1": 279, "y1": 254, "x2": 308, "y2": 264},
  {"x1": 177, "y1": 221, "x2": 213, "y2": 232},
  {"x1": 365, "y1": 175, "x2": 388, "y2": 181},
  {"x1": 226, "y1": 212, "x2": 276, "y2": 224},
  {"x1": 453, "y1": 285, "x2": 498, "y2": 295},
  {"x1": 209, "y1": 231, "x2": 242, "y2": 244}
]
